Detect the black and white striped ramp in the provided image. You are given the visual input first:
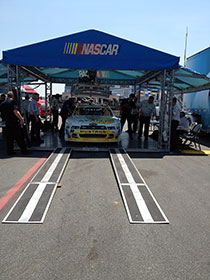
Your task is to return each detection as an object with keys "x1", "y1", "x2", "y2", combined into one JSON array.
[
  {"x1": 2, "y1": 148, "x2": 71, "y2": 224},
  {"x1": 110, "y1": 148, "x2": 169, "y2": 224}
]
